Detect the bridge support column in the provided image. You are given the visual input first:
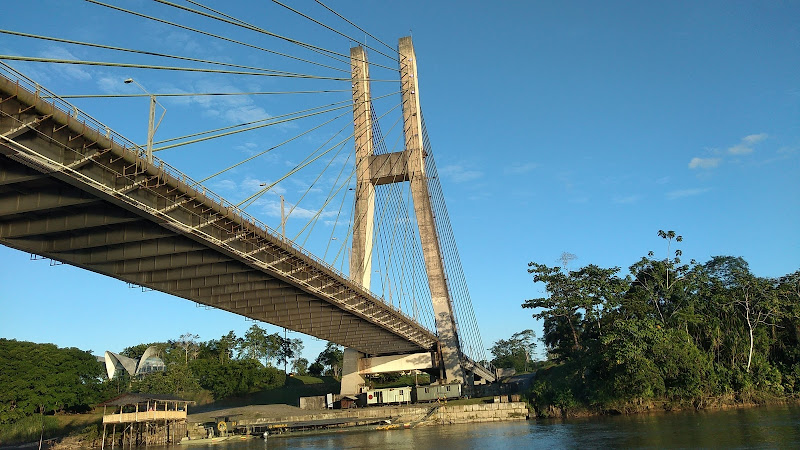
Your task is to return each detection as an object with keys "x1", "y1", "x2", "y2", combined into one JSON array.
[
  {"x1": 344, "y1": 38, "x2": 467, "y2": 392},
  {"x1": 341, "y1": 47, "x2": 374, "y2": 397},
  {"x1": 340, "y1": 348, "x2": 367, "y2": 396},
  {"x1": 399, "y1": 36, "x2": 465, "y2": 384},
  {"x1": 349, "y1": 46, "x2": 375, "y2": 290}
]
